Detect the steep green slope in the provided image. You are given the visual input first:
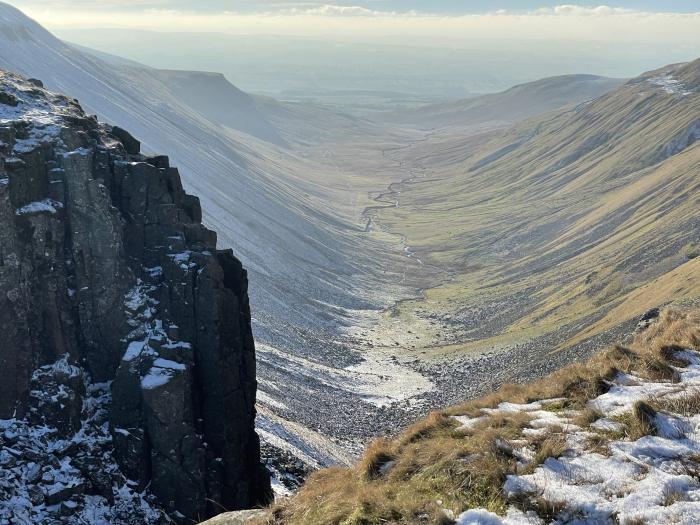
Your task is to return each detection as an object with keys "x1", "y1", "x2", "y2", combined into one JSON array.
[{"x1": 365, "y1": 58, "x2": 700, "y2": 357}]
